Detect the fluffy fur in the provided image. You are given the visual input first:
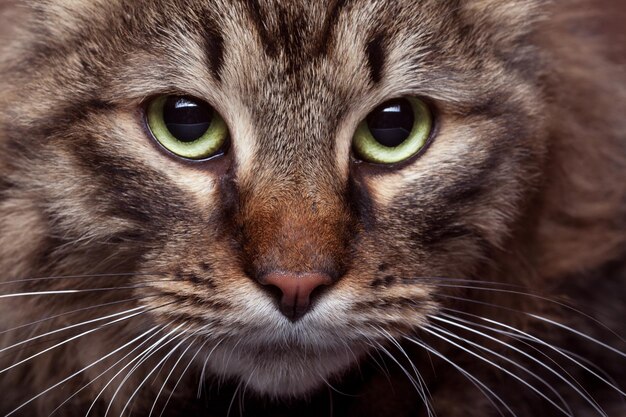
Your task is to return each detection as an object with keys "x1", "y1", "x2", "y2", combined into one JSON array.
[{"x1": 0, "y1": 0, "x2": 624, "y2": 416}]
